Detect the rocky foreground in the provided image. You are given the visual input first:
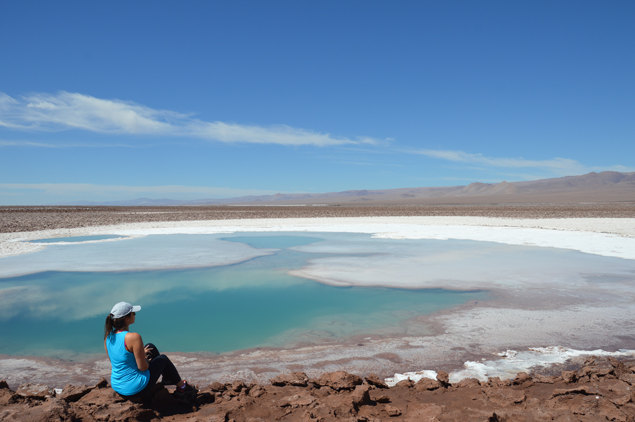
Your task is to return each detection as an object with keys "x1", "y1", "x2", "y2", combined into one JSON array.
[{"x1": 2, "y1": 357, "x2": 635, "y2": 421}]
